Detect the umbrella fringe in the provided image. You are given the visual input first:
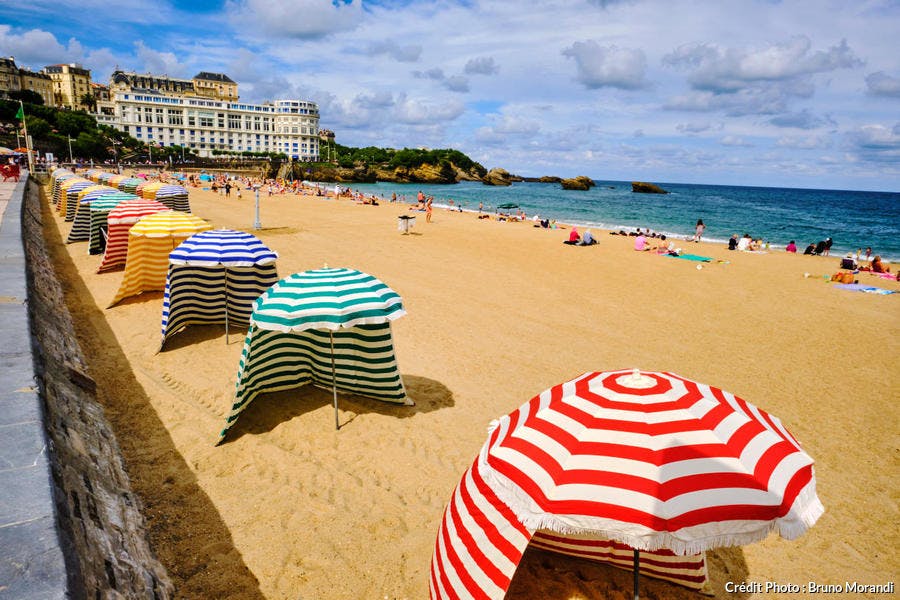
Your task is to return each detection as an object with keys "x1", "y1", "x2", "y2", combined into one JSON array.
[{"x1": 479, "y1": 458, "x2": 824, "y2": 556}]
